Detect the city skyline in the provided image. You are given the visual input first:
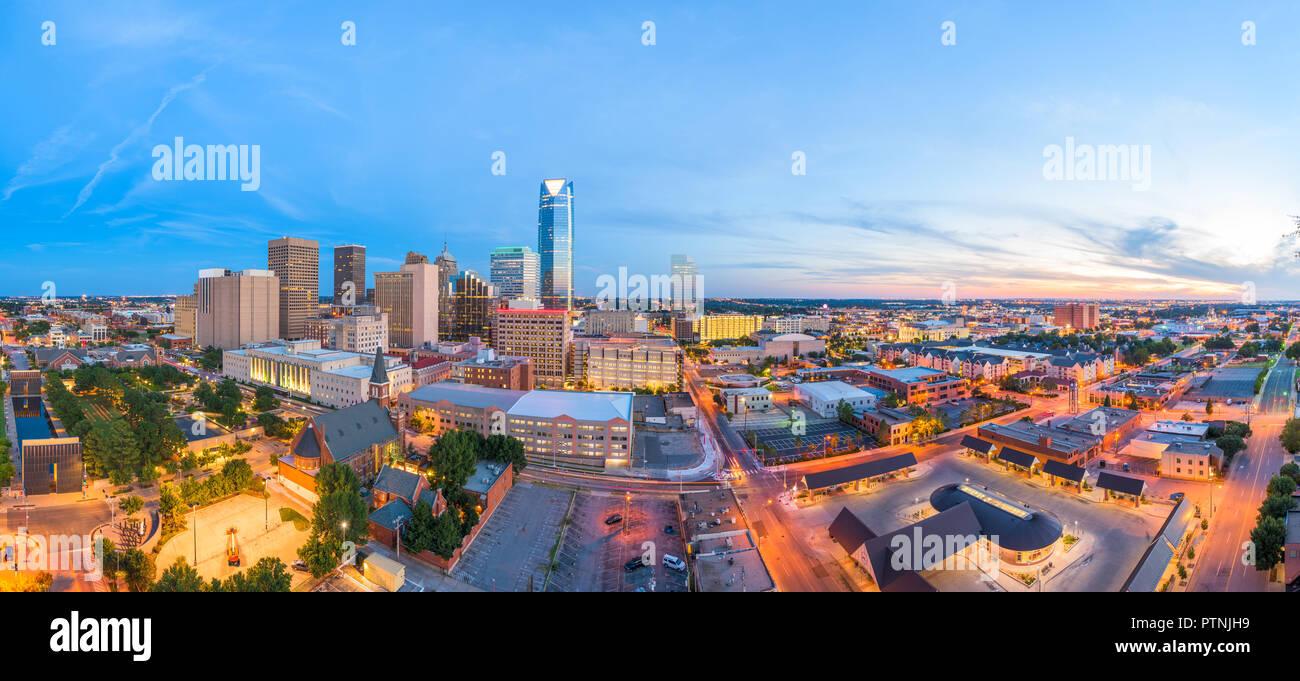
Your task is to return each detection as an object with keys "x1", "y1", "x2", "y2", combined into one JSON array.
[{"x1": 3, "y1": 2, "x2": 1300, "y2": 300}]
